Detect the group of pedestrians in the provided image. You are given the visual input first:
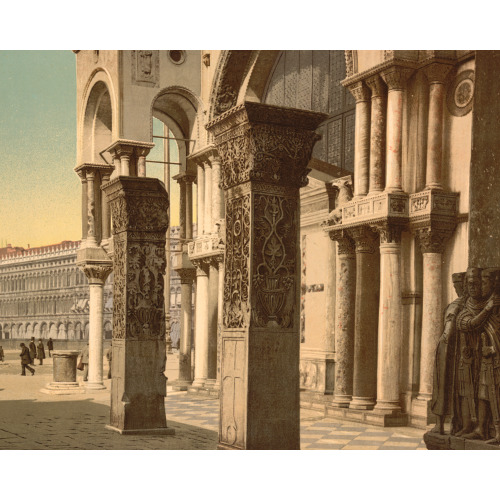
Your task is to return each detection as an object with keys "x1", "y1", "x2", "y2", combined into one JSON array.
[{"x1": 19, "y1": 337, "x2": 54, "y2": 376}]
